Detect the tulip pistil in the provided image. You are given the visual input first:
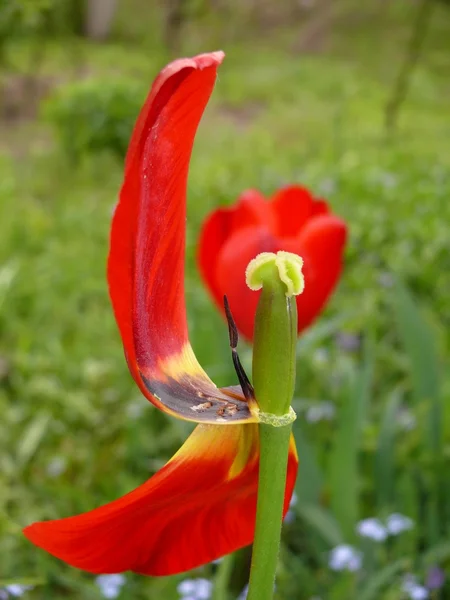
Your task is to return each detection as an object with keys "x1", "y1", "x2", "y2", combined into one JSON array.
[{"x1": 246, "y1": 251, "x2": 304, "y2": 298}]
